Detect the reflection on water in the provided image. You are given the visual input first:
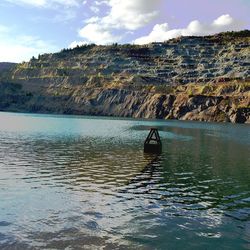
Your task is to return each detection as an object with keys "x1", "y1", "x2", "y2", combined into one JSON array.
[{"x1": 0, "y1": 112, "x2": 249, "y2": 249}]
